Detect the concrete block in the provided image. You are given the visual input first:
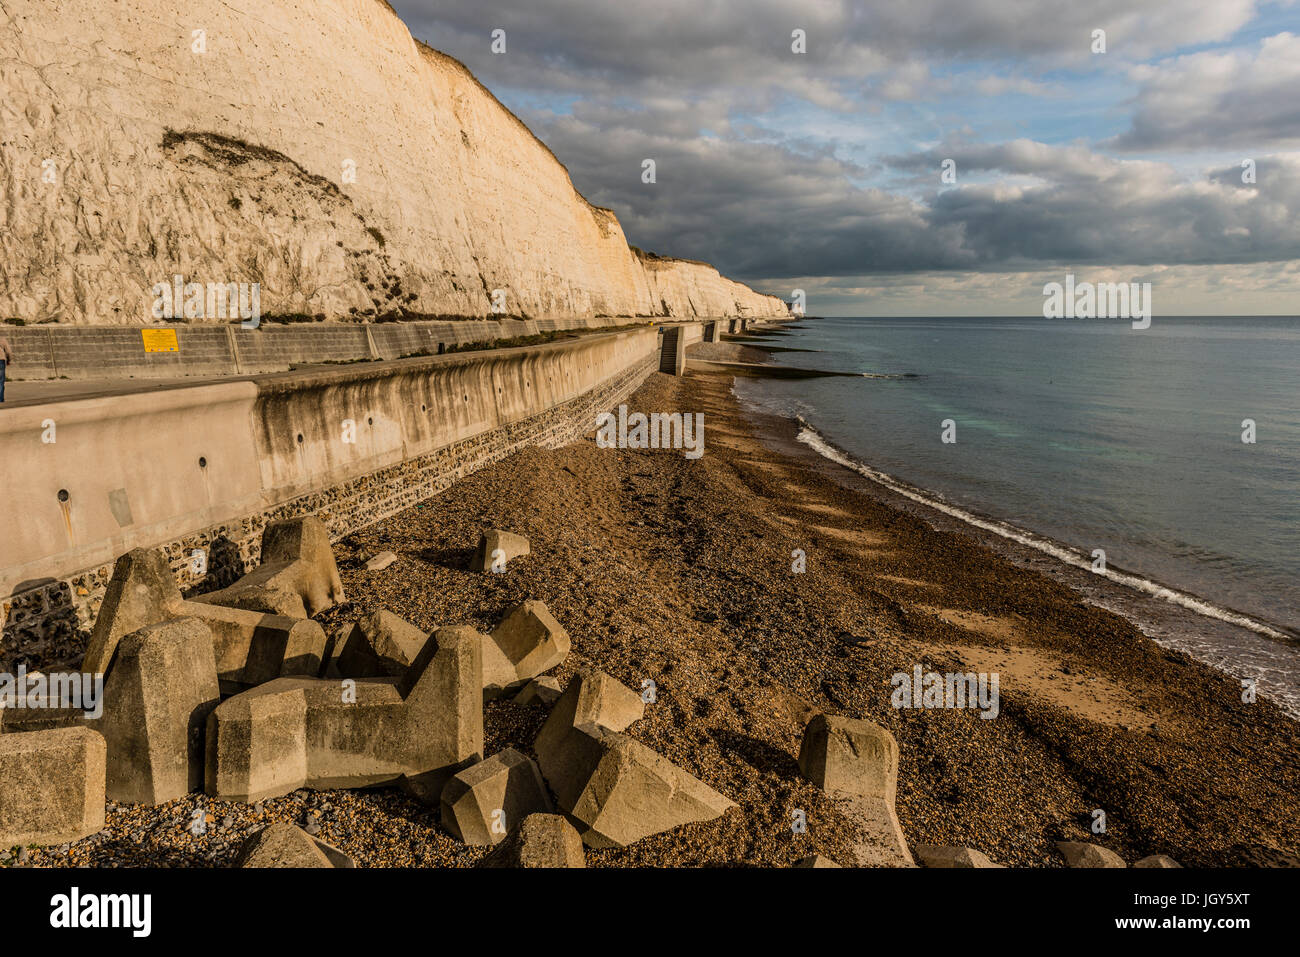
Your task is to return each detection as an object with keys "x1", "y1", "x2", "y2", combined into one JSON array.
[
  {"x1": 96, "y1": 618, "x2": 220, "y2": 805},
  {"x1": 82, "y1": 548, "x2": 182, "y2": 674},
  {"x1": 797, "y1": 713, "x2": 911, "y2": 867},
  {"x1": 335, "y1": 610, "x2": 429, "y2": 678},
  {"x1": 914, "y1": 845, "x2": 1003, "y2": 868},
  {"x1": 471, "y1": 529, "x2": 530, "y2": 573},
  {"x1": 1057, "y1": 842, "x2": 1127, "y2": 868},
  {"x1": 439, "y1": 748, "x2": 553, "y2": 845},
  {"x1": 512, "y1": 676, "x2": 562, "y2": 708},
  {"x1": 0, "y1": 727, "x2": 106, "y2": 848},
  {"x1": 534, "y1": 667, "x2": 643, "y2": 764},
  {"x1": 235, "y1": 822, "x2": 355, "y2": 868},
  {"x1": 538, "y1": 722, "x2": 735, "y2": 848},
  {"x1": 80, "y1": 546, "x2": 324, "y2": 689},
  {"x1": 480, "y1": 813, "x2": 585, "y2": 868},
  {"x1": 178, "y1": 601, "x2": 327, "y2": 688},
  {"x1": 483, "y1": 600, "x2": 570, "y2": 698},
  {"x1": 206, "y1": 625, "x2": 482, "y2": 803},
  {"x1": 196, "y1": 516, "x2": 345, "y2": 618}
]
